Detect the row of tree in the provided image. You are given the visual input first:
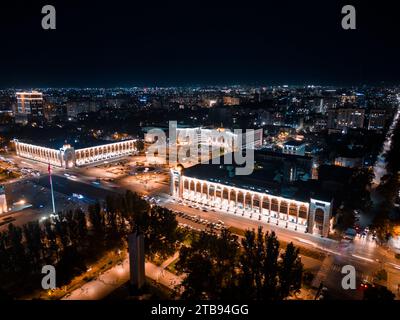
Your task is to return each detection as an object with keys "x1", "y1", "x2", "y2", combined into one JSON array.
[
  {"x1": 175, "y1": 227, "x2": 303, "y2": 300},
  {"x1": 0, "y1": 190, "x2": 181, "y2": 297},
  {"x1": 373, "y1": 117, "x2": 400, "y2": 241},
  {"x1": 335, "y1": 168, "x2": 374, "y2": 232}
]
